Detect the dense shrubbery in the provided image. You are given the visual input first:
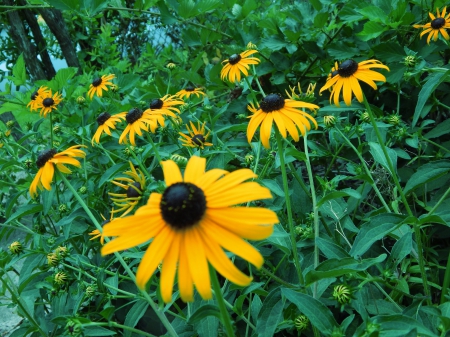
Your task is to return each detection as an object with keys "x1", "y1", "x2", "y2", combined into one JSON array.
[{"x1": 1, "y1": 0, "x2": 450, "y2": 336}]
